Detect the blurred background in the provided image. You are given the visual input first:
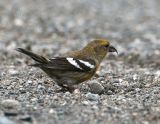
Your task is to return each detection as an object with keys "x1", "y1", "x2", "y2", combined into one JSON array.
[
  {"x1": 0, "y1": 0, "x2": 159, "y2": 59},
  {"x1": 0, "y1": 0, "x2": 159, "y2": 124}
]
